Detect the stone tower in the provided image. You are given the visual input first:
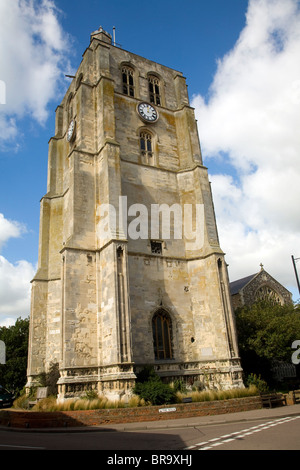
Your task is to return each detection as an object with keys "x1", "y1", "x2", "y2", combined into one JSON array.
[{"x1": 27, "y1": 27, "x2": 243, "y2": 401}]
